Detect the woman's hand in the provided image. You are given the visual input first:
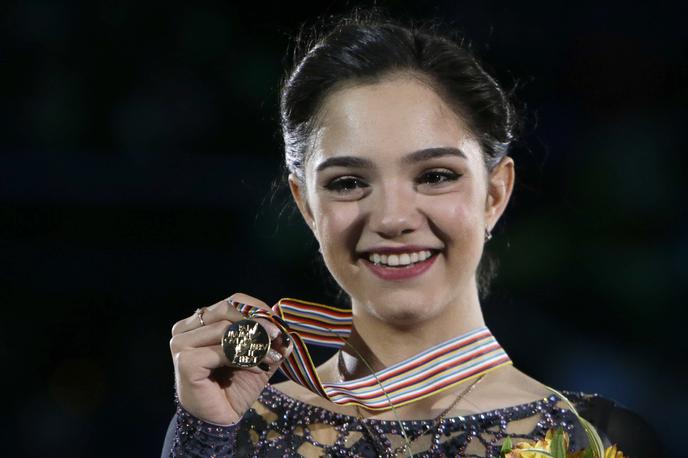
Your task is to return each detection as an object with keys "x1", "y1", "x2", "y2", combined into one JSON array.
[{"x1": 169, "y1": 293, "x2": 292, "y2": 425}]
